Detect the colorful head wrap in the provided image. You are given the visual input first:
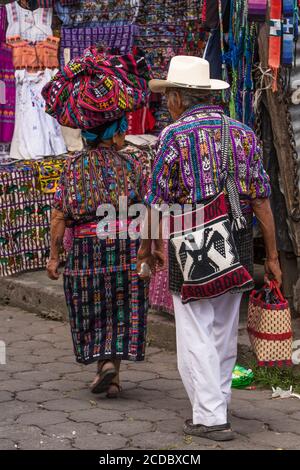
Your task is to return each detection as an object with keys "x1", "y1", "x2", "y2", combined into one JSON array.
[
  {"x1": 41, "y1": 47, "x2": 152, "y2": 129},
  {"x1": 82, "y1": 115, "x2": 128, "y2": 143}
]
